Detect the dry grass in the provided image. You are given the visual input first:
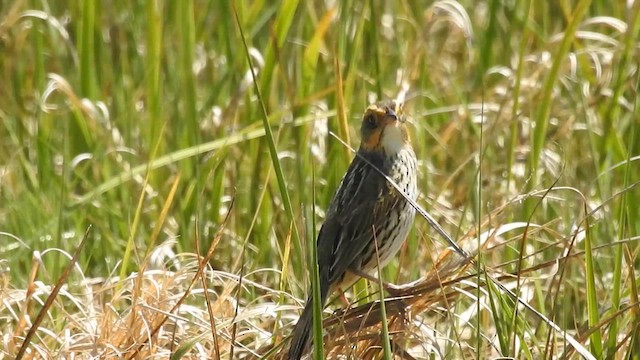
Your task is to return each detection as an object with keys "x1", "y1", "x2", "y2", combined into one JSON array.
[{"x1": 2, "y1": 214, "x2": 609, "y2": 359}]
